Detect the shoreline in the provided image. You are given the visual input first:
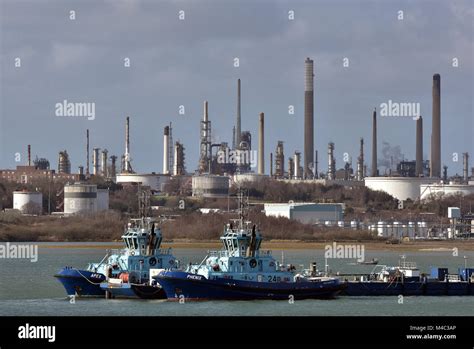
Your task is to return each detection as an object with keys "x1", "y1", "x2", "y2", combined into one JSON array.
[{"x1": 28, "y1": 239, "x2": 474, "y2": 252}]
